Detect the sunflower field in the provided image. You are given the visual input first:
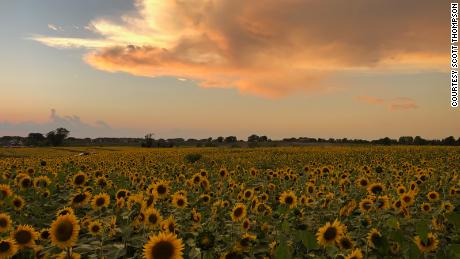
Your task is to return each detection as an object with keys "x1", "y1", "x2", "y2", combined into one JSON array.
[{"x1": 0, "y1": 146, "x2": 459, "y2": 259}]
